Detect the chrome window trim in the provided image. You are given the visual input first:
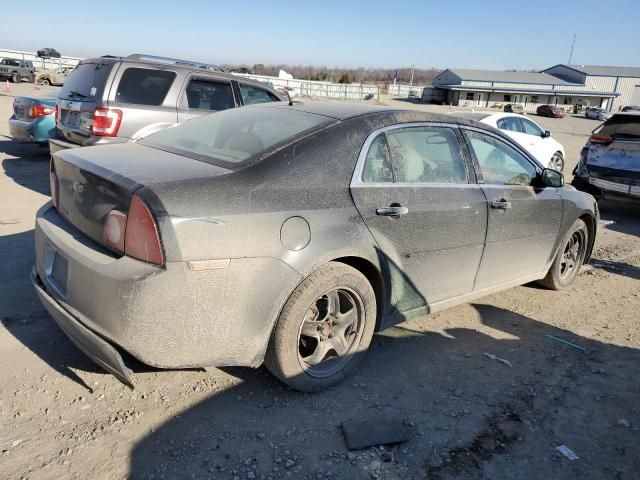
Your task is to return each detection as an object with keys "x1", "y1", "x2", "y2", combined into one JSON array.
[{"x1": 350, "y1": 122, "x2": 473, "y2": 188}]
